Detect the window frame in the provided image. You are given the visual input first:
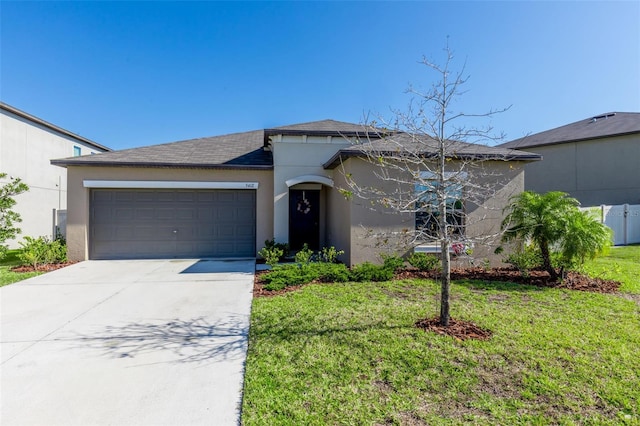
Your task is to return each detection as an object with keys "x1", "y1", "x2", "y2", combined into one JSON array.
[{"x1": 414, "y1": 171, "x2": 466, "y2": 239}]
